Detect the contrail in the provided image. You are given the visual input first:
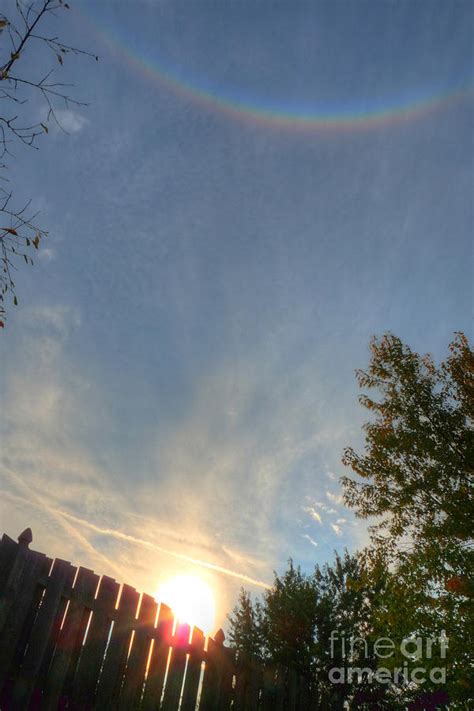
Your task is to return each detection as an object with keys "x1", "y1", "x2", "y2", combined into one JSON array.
[
  {"x1": 0, "y1": 471, "x2": 271, "y2": 589},
  {"x1": 0, "y1": 486, "x2": 128, "y2": 581},
  {"x1": 52, "y1": 508, "x2": 272, "y2": 589},
  {"x1": 0, "y1": 484, "x2": 130, "y2": 577}
]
